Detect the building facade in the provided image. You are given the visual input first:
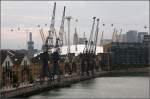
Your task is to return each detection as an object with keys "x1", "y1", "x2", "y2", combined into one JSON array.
[
  {"x1": 102, "y1": 42, "x2": 148, "y2": 70},
  {"x1": 126, "y1": 30, "x2": 138, "y2": 42},
  {"x1": 143, "y1": 35, "x2": 150, "y2": 66},
  {"x1": 138, "y1": 32, "x2": 148, "y2": 42},
  {"x1": 0, "y1": 50, "x2": 31, "y2": 89}
]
